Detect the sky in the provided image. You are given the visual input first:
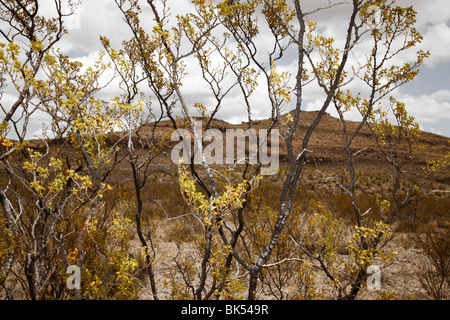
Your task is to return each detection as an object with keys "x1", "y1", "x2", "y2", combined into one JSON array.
[{"x1": 2, "y1": 0, "x2": 450, "y2": 138}]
